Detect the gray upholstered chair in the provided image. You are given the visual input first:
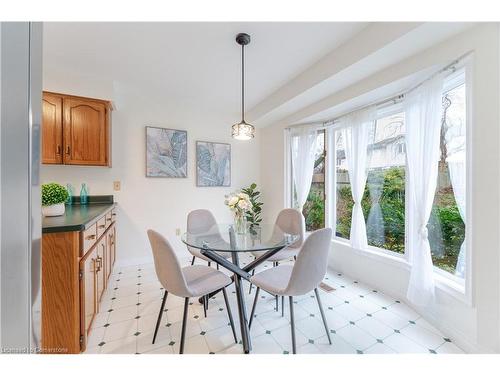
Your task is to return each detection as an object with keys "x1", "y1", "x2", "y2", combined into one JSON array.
[
  {"x1": 248, "y1": 227, "x2": 332, "y2": 354},
  {"x1": 147, "y1": 229, "x2": 237, "y2": 354},
  {"x1": 249, "y1": 208, "x2": 306, "y2": 307},
  {"x1": 187, "y1": 209, "x2": 232, "y2": 267}
]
